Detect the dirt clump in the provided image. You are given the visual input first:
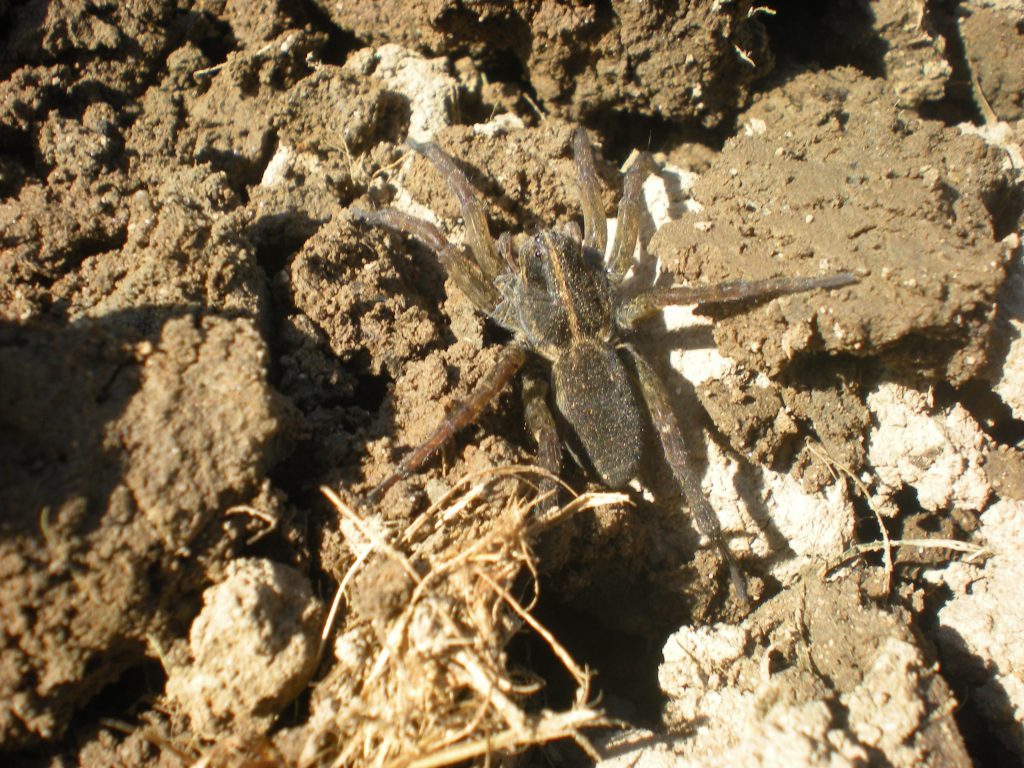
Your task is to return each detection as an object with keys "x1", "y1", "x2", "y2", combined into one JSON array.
[
  {"x1": 164, "y1": 557, "x2": 323, "y2": 738},
  {"x1": 0, "y1": 314, "x2": 296, "y2": 747},
  {"x1": 654, "y1": 65, "x2": 1016, "y2": 385},
  {"x1": 603, "y1": 572, "x2": 970, "y2": 767},
  {"x1": 649, "y1": 64, "x2": 1019, "y2": 492},
  {"x1": 959, "y1": 4, "x2": 1024, "y2": 122},
  {"x1": 323, "y1": 0, "x2": 773, "y2": 128}
]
